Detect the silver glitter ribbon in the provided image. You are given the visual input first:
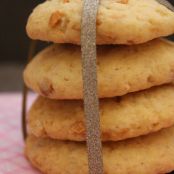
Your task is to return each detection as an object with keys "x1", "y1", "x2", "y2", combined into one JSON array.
[{"x1": 81, "y1": 0, "x2": 104, "y2": 174}]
